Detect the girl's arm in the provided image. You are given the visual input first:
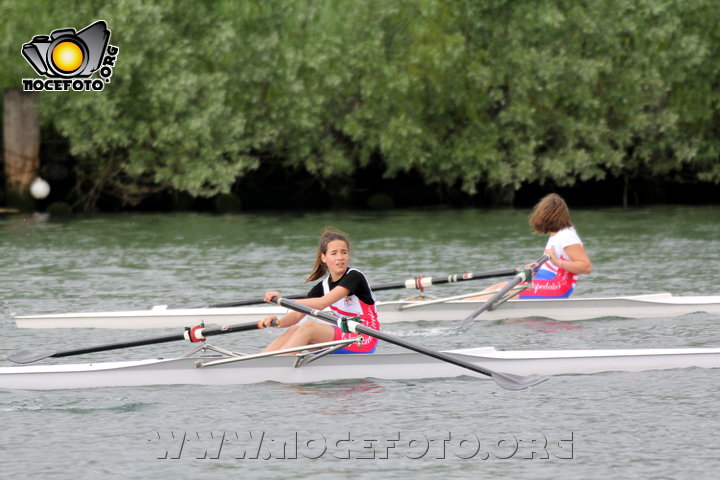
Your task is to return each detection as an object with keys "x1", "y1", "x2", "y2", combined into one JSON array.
[
  {"x1": 559, "y1": 244, "x2": 592, "y2": 274},
  {"x1": 262, "y1": 286, "x2": 351, "y2": 327}
]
